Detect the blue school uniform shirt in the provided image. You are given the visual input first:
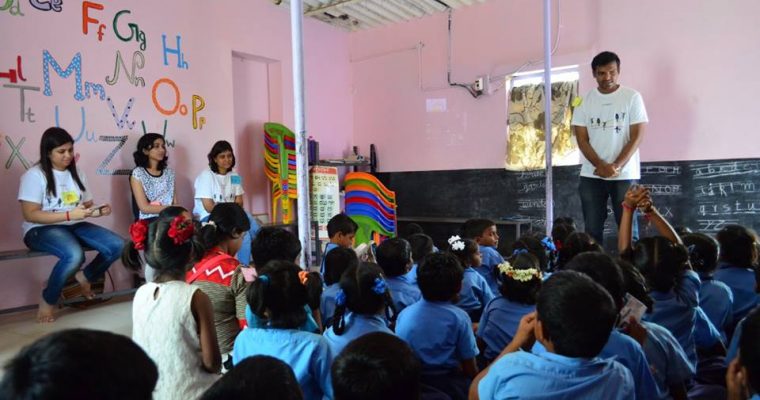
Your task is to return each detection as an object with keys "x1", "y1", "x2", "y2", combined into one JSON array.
[
  {"x1": 533, "y1": 330, "x2": 661, "y2": 400},
  {"x1": 477, "y1": 296, "x2": 535, "y2": 363},
  {"x1": 478, "y1": 350, "x2": 635, "y2": 400},
  {"x1": 320, "y1": 283, "x2": 341, "y2": 327},
  {"x1": 323, "y1": 312, "x2": 394, "y2": 356},
  {"x1": 233, "y1": 318, "x2": 334, "y2": 400},
  {"x1": 386, "y1": 276, "x2": 422, "y2": 313},
  {"x1": 319, "y1": 242, "x2": 340, "y2": 276},
  {"x1": 694, "y1": 306, "x2": 722, "y2": 349},
  {"x1": 396, "y1": 299, "x2": 479, "y2": 374},
  {"x1": 402, "y1": 263, "x2": 418, "y2": 285},
  {"x1": 641, "y1": 321, "x2": 695, "y2": 398},
  {"x1": 698, "y1": 274, "x2": 734, "y2": 343},
  {"x1": 475, "y1": 245, "x2": 503, "y2": 294},
  {"x1": 456, "y1": 267, "x2": 495, "y2": 315},
  {"x1": 643, "y1": 270, "x2": 700, "y2": 367},
  {"x1": 714, "y1": 264, "x2": 759, "y2": 325}
]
